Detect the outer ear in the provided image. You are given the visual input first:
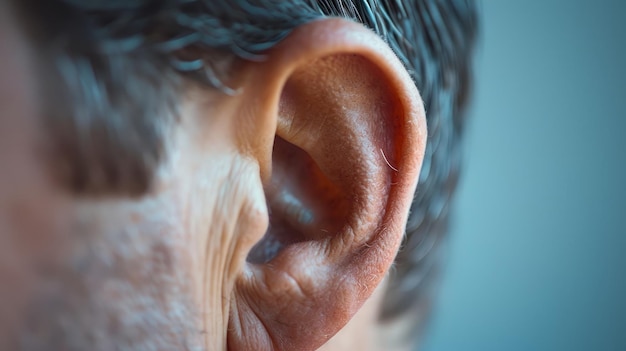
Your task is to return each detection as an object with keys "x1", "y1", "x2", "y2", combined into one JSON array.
[{"x1": 229, "y1": 18, "x2": 426, "y2": 351}]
